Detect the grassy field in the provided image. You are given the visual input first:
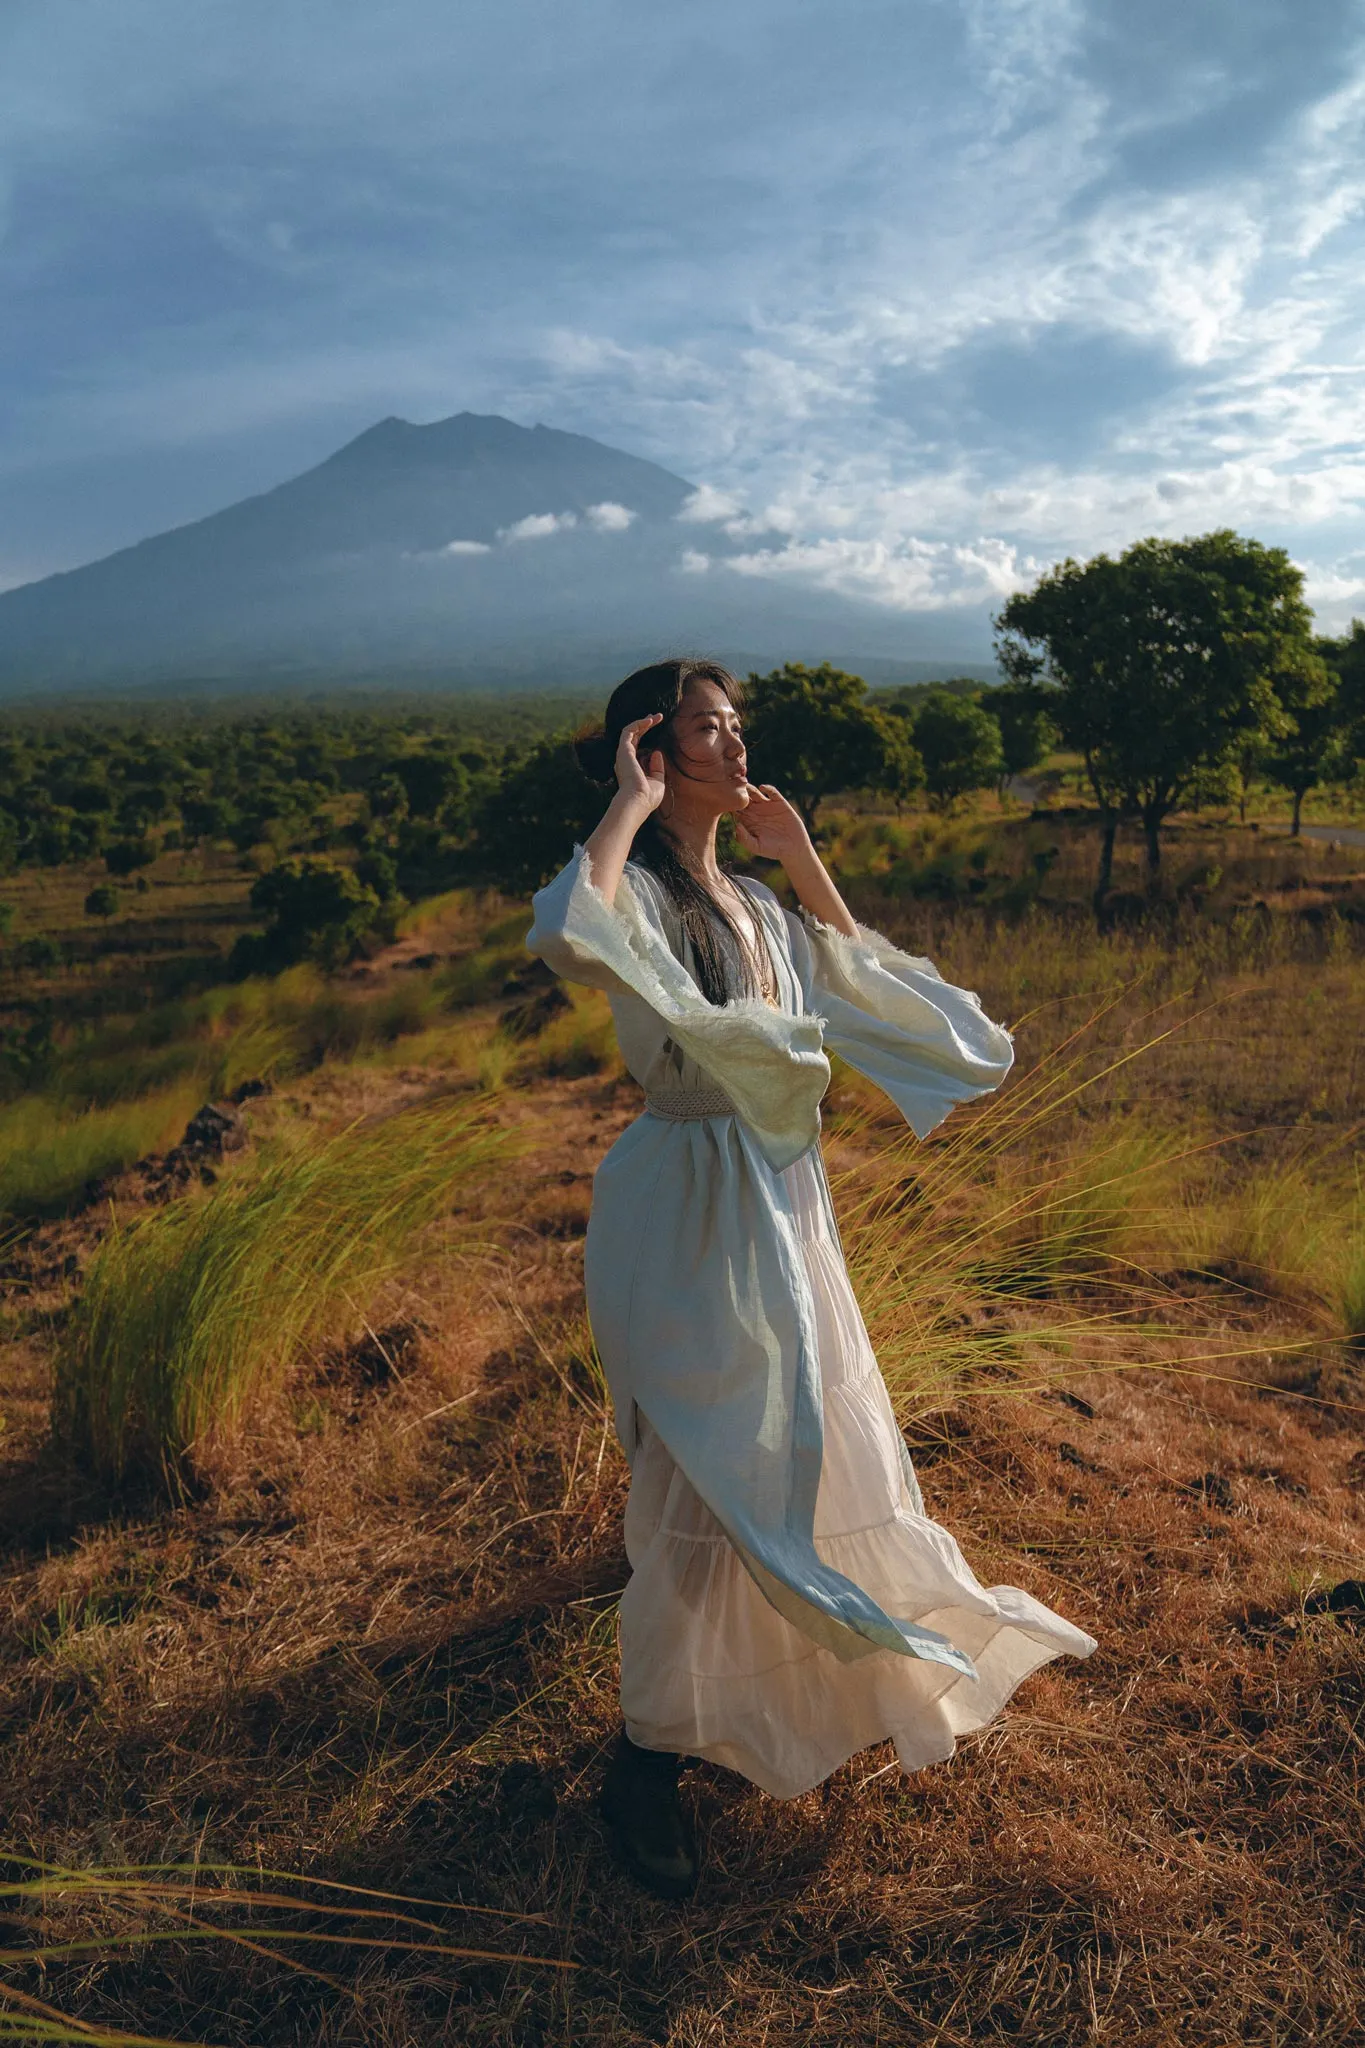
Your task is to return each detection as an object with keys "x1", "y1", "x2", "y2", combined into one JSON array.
[{"x1": 1, "y1": 800, "x2": 1364, "y2": 2045}]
